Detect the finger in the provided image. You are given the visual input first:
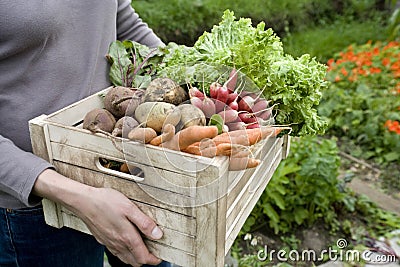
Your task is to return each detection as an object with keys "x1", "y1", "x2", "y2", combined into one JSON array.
[
  {"x1": 126, "y1": 203, "x2": 164, "y2": 240},
  {"x1": 108, "y1": 226, "x2": 162, "y2": 266}
]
